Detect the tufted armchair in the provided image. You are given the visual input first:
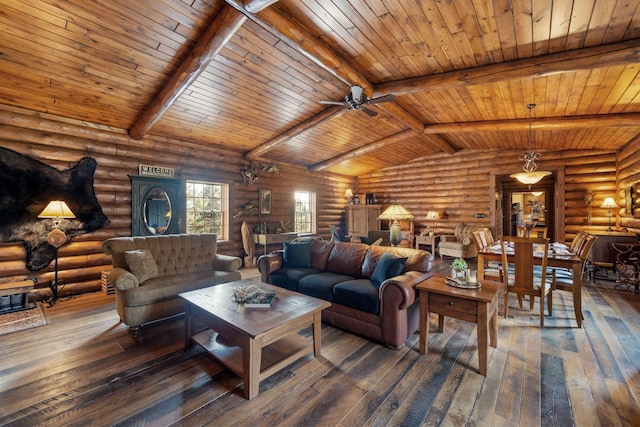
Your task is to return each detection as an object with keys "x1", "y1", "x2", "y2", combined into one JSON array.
[
  {"x1": 438, "y1": 224, "x2": 481, "y2": 259},
  {"x1": 103, "y1": 234, "x2": 242, "y2": 341}
]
